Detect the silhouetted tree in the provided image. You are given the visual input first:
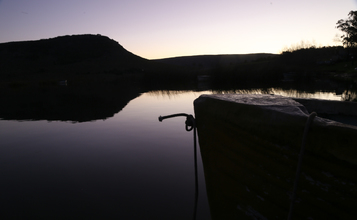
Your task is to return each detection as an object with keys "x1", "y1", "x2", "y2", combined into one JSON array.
[{"x1": 336, "y1": 11, "x2": 357, "y2": 47}]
